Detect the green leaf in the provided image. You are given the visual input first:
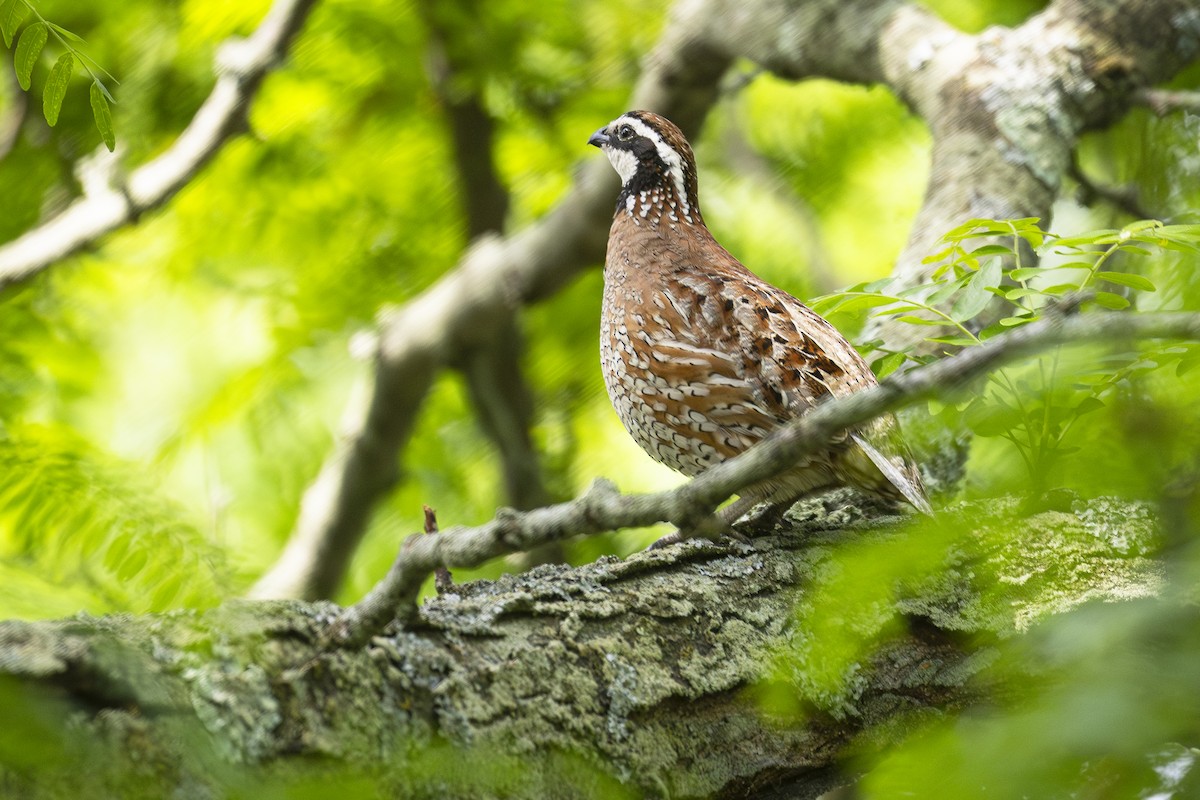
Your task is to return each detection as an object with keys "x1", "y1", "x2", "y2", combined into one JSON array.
[
  {"x1": 872, "y1": 352, "x2": 908, "y2": 380},
  {"x1": 1040, "y1": 283, "x2": 1081, "y2": 296},
  {"x1": 835, "y1": 294, "x2": 902, "y2": 313},
  {"x1": 1120, "y1": 219, "x2": 1163, "y2": 235},
  {"x1": 922, "y1": 247, "x2": 953, "y2": 265},
  {"x1": 895, "y1": 315, "x2": 944, "y2": 326},
  {"x1": 1049, "y1": 230, "x2": 1119, "y2": 248},
  {"x1": 89, "y1": 81, "x2": 114, "y2": 151},
  {"x1": 1154, "y1": 238, "x2": 1200, "y2": 255},
  {"x1": 1091, "y1": 291, "x2": 1130, "y2": 310},
  {"x1": 999, "y1": 315, "x2": 1034, "y2": 327},
  {"x1": 1155, "y1": 224, "x2": 1200, "y2": 239},
  {"x1": 927, "y1": 278, "x2": 966, "y2": 306},
  {"x1": 93, "y1": 79, "x2": 116, "y2": 103},
  {"x1": 1095, "y1": 271, "x2": 1156, "y2": 292},
  {"x1": 42, "y1": 52, "x2": 73, "y2": 126},
  {"x1": 46, "y1": 21, "x2": 84, "y2": 43},
  {"x1": 1009, "y1": 267, "x2": 1041, "y2": 282},
  {"x1": 14, "y1": 20, "x2": 46, "y2": 91},
  {"x1": 970, "y1": 244, "x2": 1013, "y2": 256},
  {"x1": 964, "y1": 398, "x2": 1022, "y2": 437},
  {"x1": 1073, "y1": 397, "x2": 1105, "y2": 416},
  {"x1": 952, "y1": 257, "x2": 1002, "y2": 321},
  {"x1": 0, "y1": 0, "x2": 27, "y2": 48},
  {"x1": 925, "y1": 335, "x2": 979, "y2": 347}
]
